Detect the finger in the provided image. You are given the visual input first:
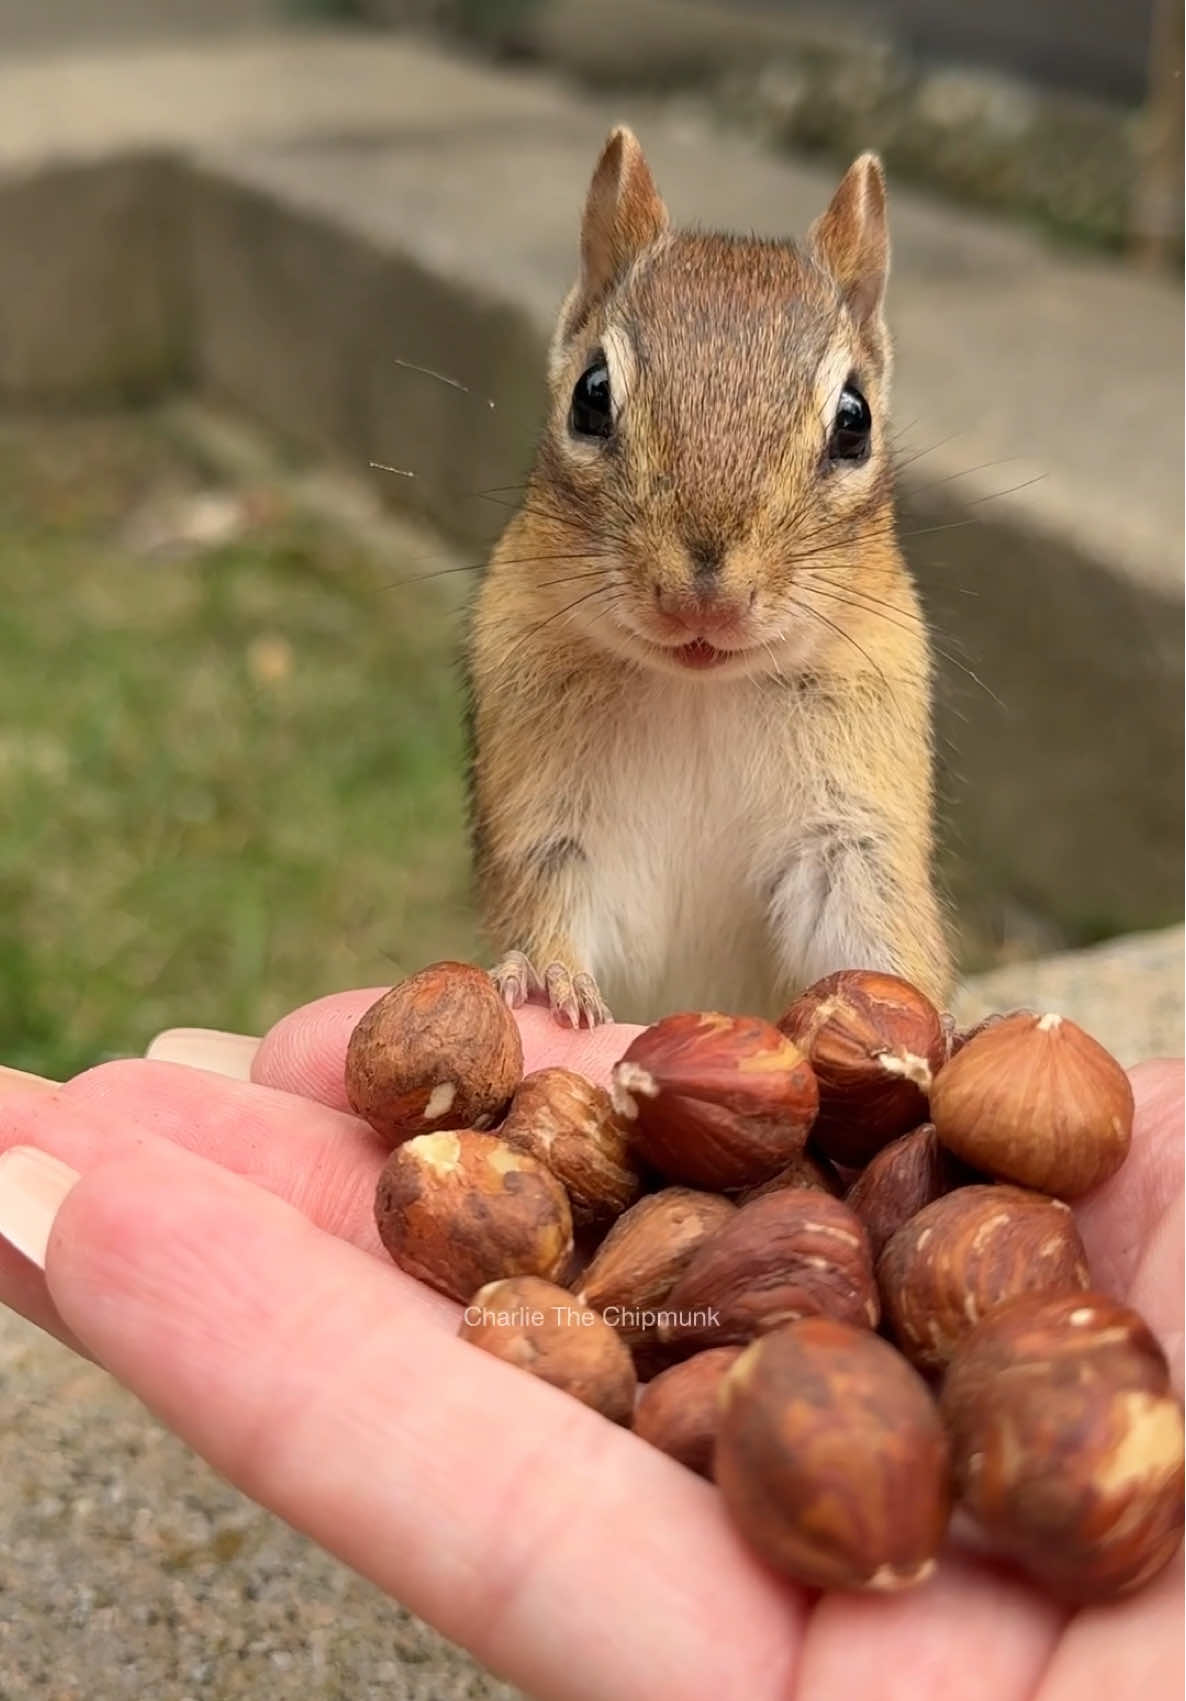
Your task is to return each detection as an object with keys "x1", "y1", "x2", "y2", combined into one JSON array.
[
  {"x1": 0, "y1": 1066, "x2": 453, "y2": 1352},
  {"x1": 1032, "y1": 1550, "x2": 1183, "y2": 1701},
  {"x1": 0, "y1": 1121, "x2": 90, "y2": 1356},
  {"x1": 515, "y1": 1005, "x2": 643, "y2": 1085},
  {"x1": 0, "y1": 1064, "x2": 58, "y2": 1095},
  {"x1": 59, "y1": 1059, "x2": 394, "y2": 1258},
  {"x1": 251, "y1": 988, "x2": 386, "y2": 1109},
  {"x1": 33, "y1": 1138, "x2": 805, "y2": 1701},
  {"x1": 795, "y1": 1545, "x2": 1064, "y2": 1701},
  {"x1": 1075, "y1": 1060, "x2": 1185, "y2": 1299},
  {"x1": 1122, "y1": 1190, "x2": 1184, "y2": 1390},
  {"x1": 250, "y1": 989, "x2": 642, "y2": 1106},
  {"x1": 144, "y1": 1028, "x2": 260, "y2": 1079}
]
